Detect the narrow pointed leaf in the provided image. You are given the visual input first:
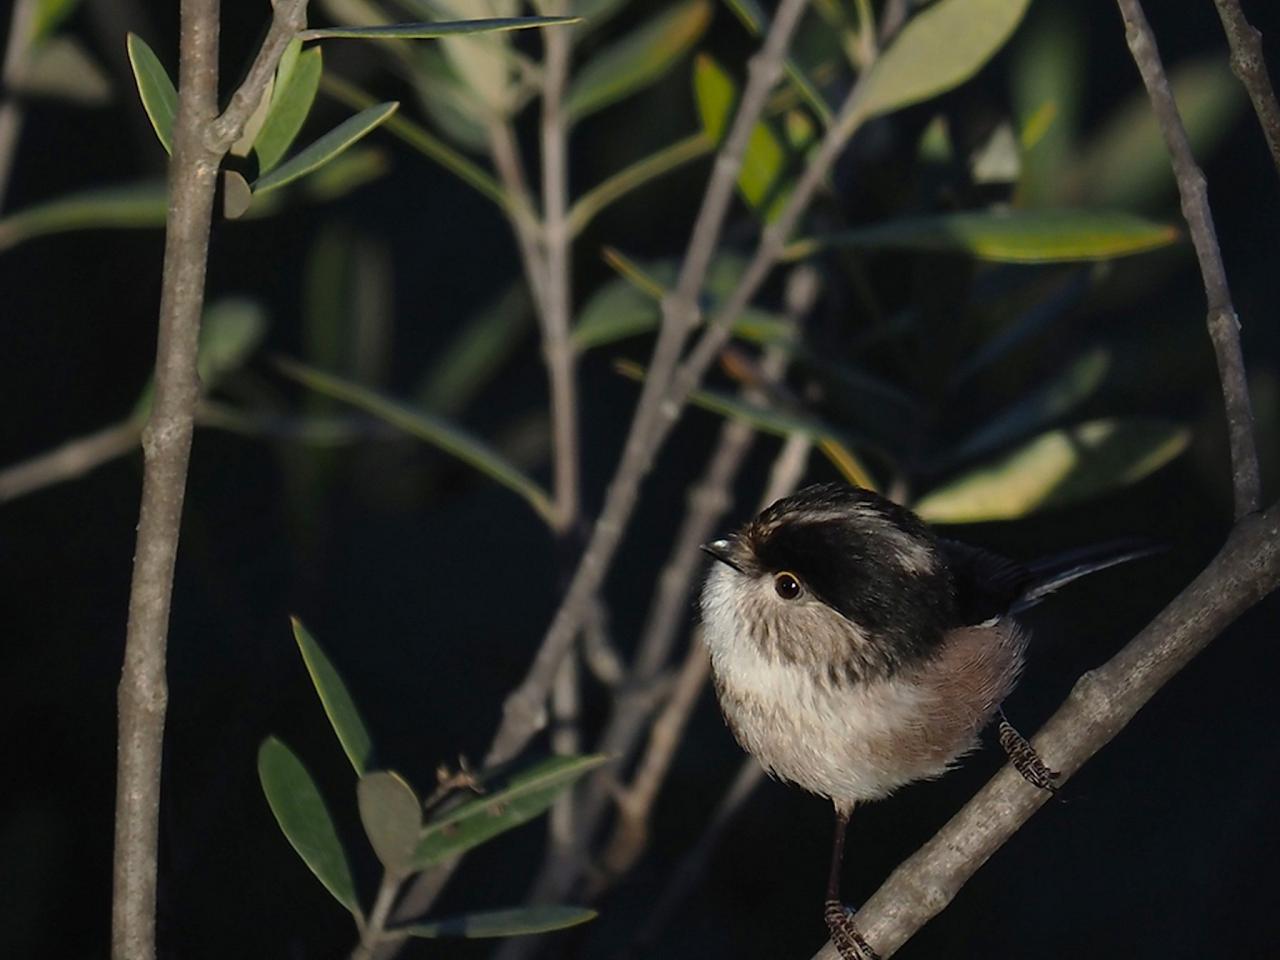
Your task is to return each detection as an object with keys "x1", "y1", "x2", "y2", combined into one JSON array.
[
  {"x1": 0, "y1": 182, "x2": 166, "y2": 252},
  {"x1": 915, "y1": 419, "x2": 1190, "y2": 523},
  {"x1": 565, "y1": 0, "x2": 711, "y2": 123},
  {"x1": 126, "y1": 33, "x2": 177, "y2": 154},
  {"x1": 854, "y1": 0, "x2": 1031, "y2": 122},
  {"x1": 257, "y1": 737, "x2": 360, "y2": 916},
  {"x1": 400, "y1": 906, "x2": 597, "y2": 939},
  {"x1": 693, "y1": 53, "x2": 734, "y2": 144},
  {"x1": 291, "y1": 618, "x2": 374, "y2": 775},
  {"x1": 785, "y1": 210, "x2": 1179, "y2": 263},
  {"x1": 255, "y1": 46, "x2": 323, "y2": 174},
  {"x1": 298, "y1": 16, "x2": 581, "y2": 41},
  {"x1": 253, "y1": 102, "x2": 399, "y2": 197},
  {"x1": 414, "y1": 755, "x2": 606, "y2": 867},
  {"x1": 568, "y1": 132, "x2": 712, "y2": 235},
  {"x1": 276, "y1": 358, "x2": 555, "y2": 523},
  {"x1": 358, "y1": 772, "x2": 422, "y2": 874}
]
